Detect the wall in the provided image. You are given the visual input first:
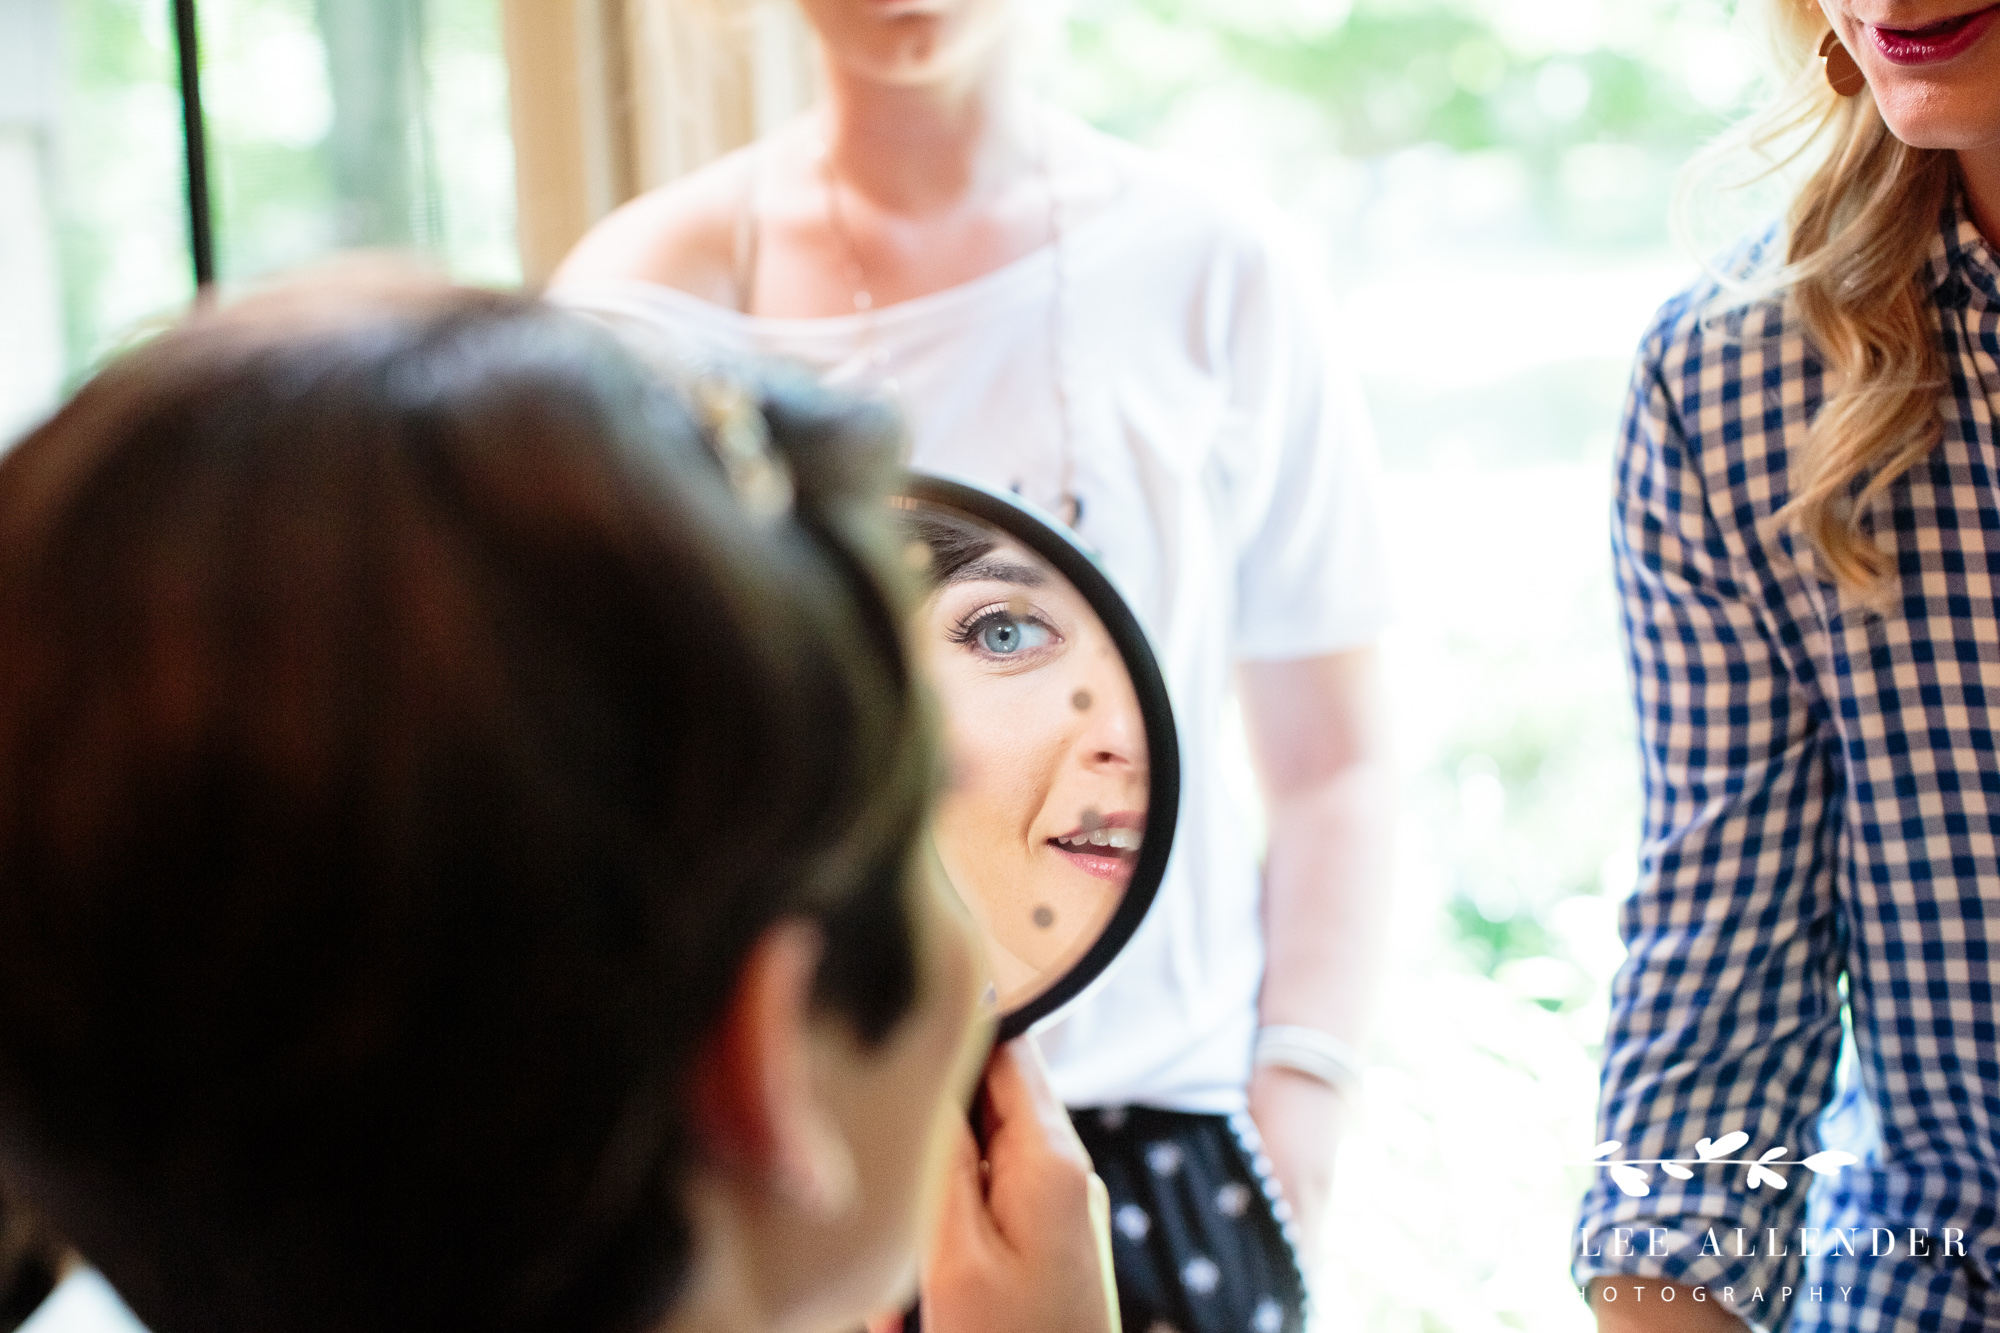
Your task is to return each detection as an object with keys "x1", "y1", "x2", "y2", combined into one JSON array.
[{"x1": 503, "y1": 0, "x2": 815, "y2": 284}]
